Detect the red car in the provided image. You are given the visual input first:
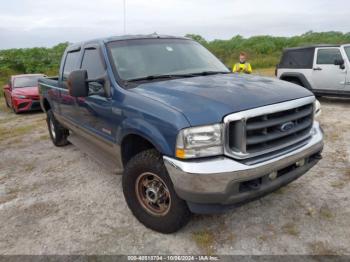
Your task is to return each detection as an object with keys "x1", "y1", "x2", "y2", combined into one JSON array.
[{"x1": 3, "y1": 74, "x2": 45, "y2": 113}]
